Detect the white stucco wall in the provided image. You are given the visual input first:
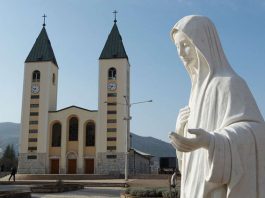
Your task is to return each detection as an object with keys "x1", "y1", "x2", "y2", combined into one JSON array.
[{"x1": 97, "y1": 58, "x2": 130, "y2": 153}]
